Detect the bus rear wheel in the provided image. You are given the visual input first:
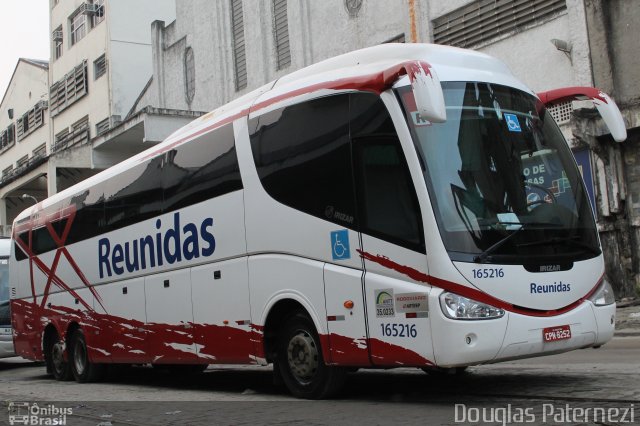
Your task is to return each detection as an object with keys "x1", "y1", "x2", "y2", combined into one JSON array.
[
  {"x1": 47, "y1": 335, "x2": 72, "y2": 381},
  {"x1": 70, "y1": 328, "x2": 104, "y2": 383},
  {"x1": 277, "y1": 311, "x2": 346, "y2": 399}
]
